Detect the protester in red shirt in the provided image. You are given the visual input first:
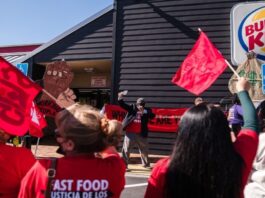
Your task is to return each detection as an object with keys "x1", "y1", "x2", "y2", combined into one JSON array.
[
  {"x1": 118, "y1": 91, "x2": 155, "y2": 169},
  {"x1": 18, "y1": 103, "x2": 126, "y2": 198},
  {"x1": 145, "y1": 77, "x2": 259, "y2": 198},
  {"x1": 0, "y1": 129, "x2": 36, "y2": 198}
]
